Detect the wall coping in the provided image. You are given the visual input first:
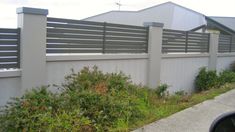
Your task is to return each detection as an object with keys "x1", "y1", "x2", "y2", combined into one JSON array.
[
  {"x1": 162, "y1": 53, "x2": 210, "y2": 59},
  {"x1": 16, "y1": 7, "x2": 48, "y2": 15},
  {"x1": 217, "y1": 53, "x2": 235, "y2": 57},
  {"x1": 143, "y1": 22, "x2": 164, "y2": 27},
  {"x1": 46, "y1": 54, "x2": 149, "y2": 62},
  {"x1": 0, "y1": 69, "x2": 21, "y2": 78}
]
